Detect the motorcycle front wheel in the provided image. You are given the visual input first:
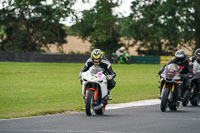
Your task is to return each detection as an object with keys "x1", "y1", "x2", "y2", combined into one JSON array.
[
  {"x1": 161, "y1": 88, "x2": 170, "y2": 112},
  {"x1": 182, "y1": 90, "x2": 189, "y2": 107},
  {"x1": 190, "y1": 86, "x2": 199, "y2": 106},
  {"x1": 85, "y1": 90, "x2": 94, "y2": 116}
]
